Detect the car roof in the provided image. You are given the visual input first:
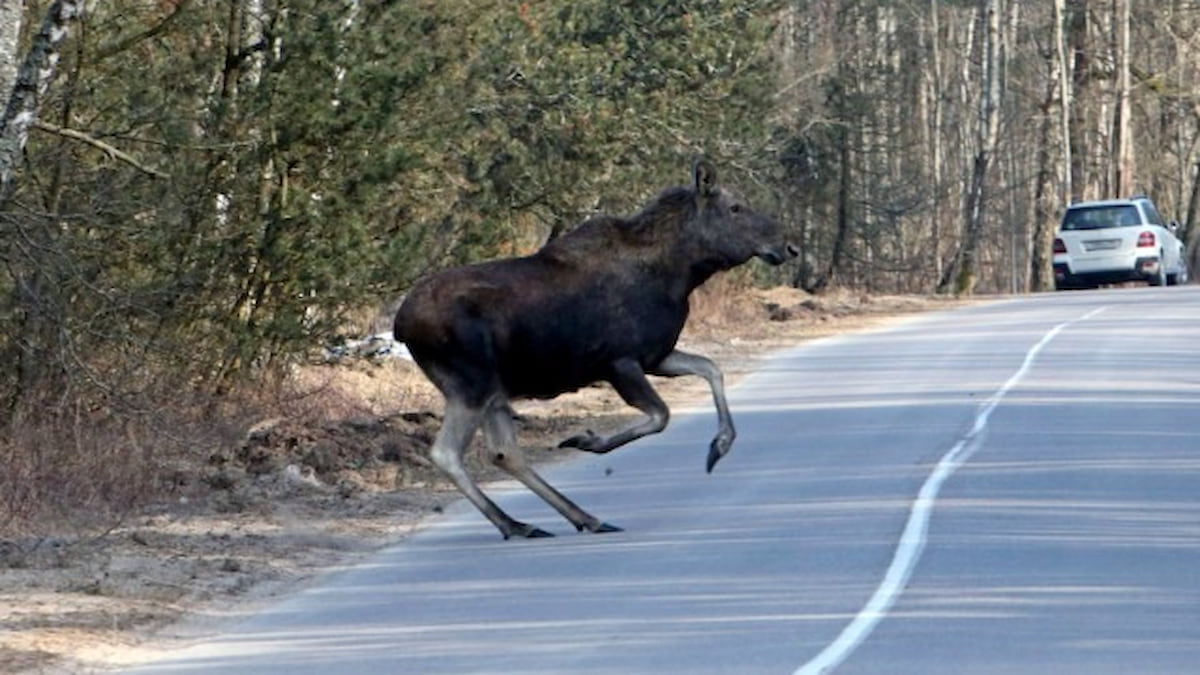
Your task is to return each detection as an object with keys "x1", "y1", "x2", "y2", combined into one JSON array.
[{"x1": 1066, "y1": 198, "x2": 1147, "y2": 210}]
